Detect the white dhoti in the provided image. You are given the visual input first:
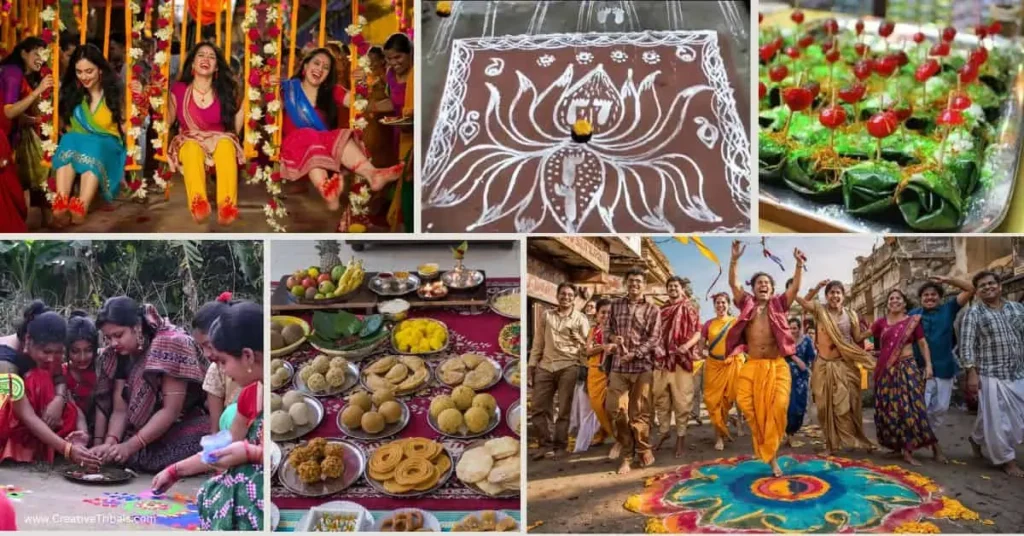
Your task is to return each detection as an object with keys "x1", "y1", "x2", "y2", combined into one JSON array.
[
  {"x1": 925, "y1": 377, "x2": 954, "y2": 427},
  {"x1": 971, "y1": 376, "x2": 1024, "y2": 465}
]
